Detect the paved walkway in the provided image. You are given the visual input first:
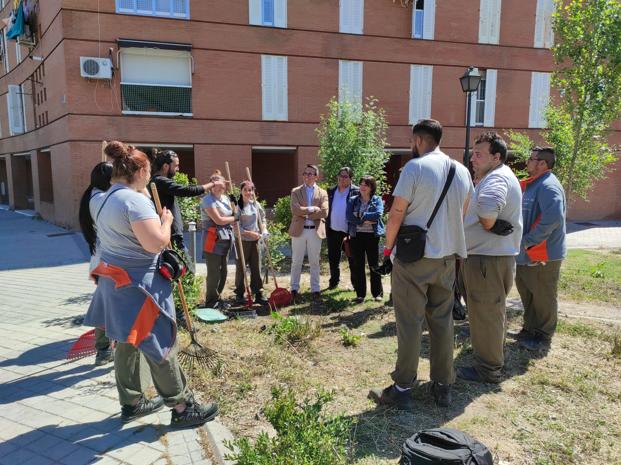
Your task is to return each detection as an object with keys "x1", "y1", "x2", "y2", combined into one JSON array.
[{"x1": 0, "y1": 208, "x2": 619, "y2": 465}]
